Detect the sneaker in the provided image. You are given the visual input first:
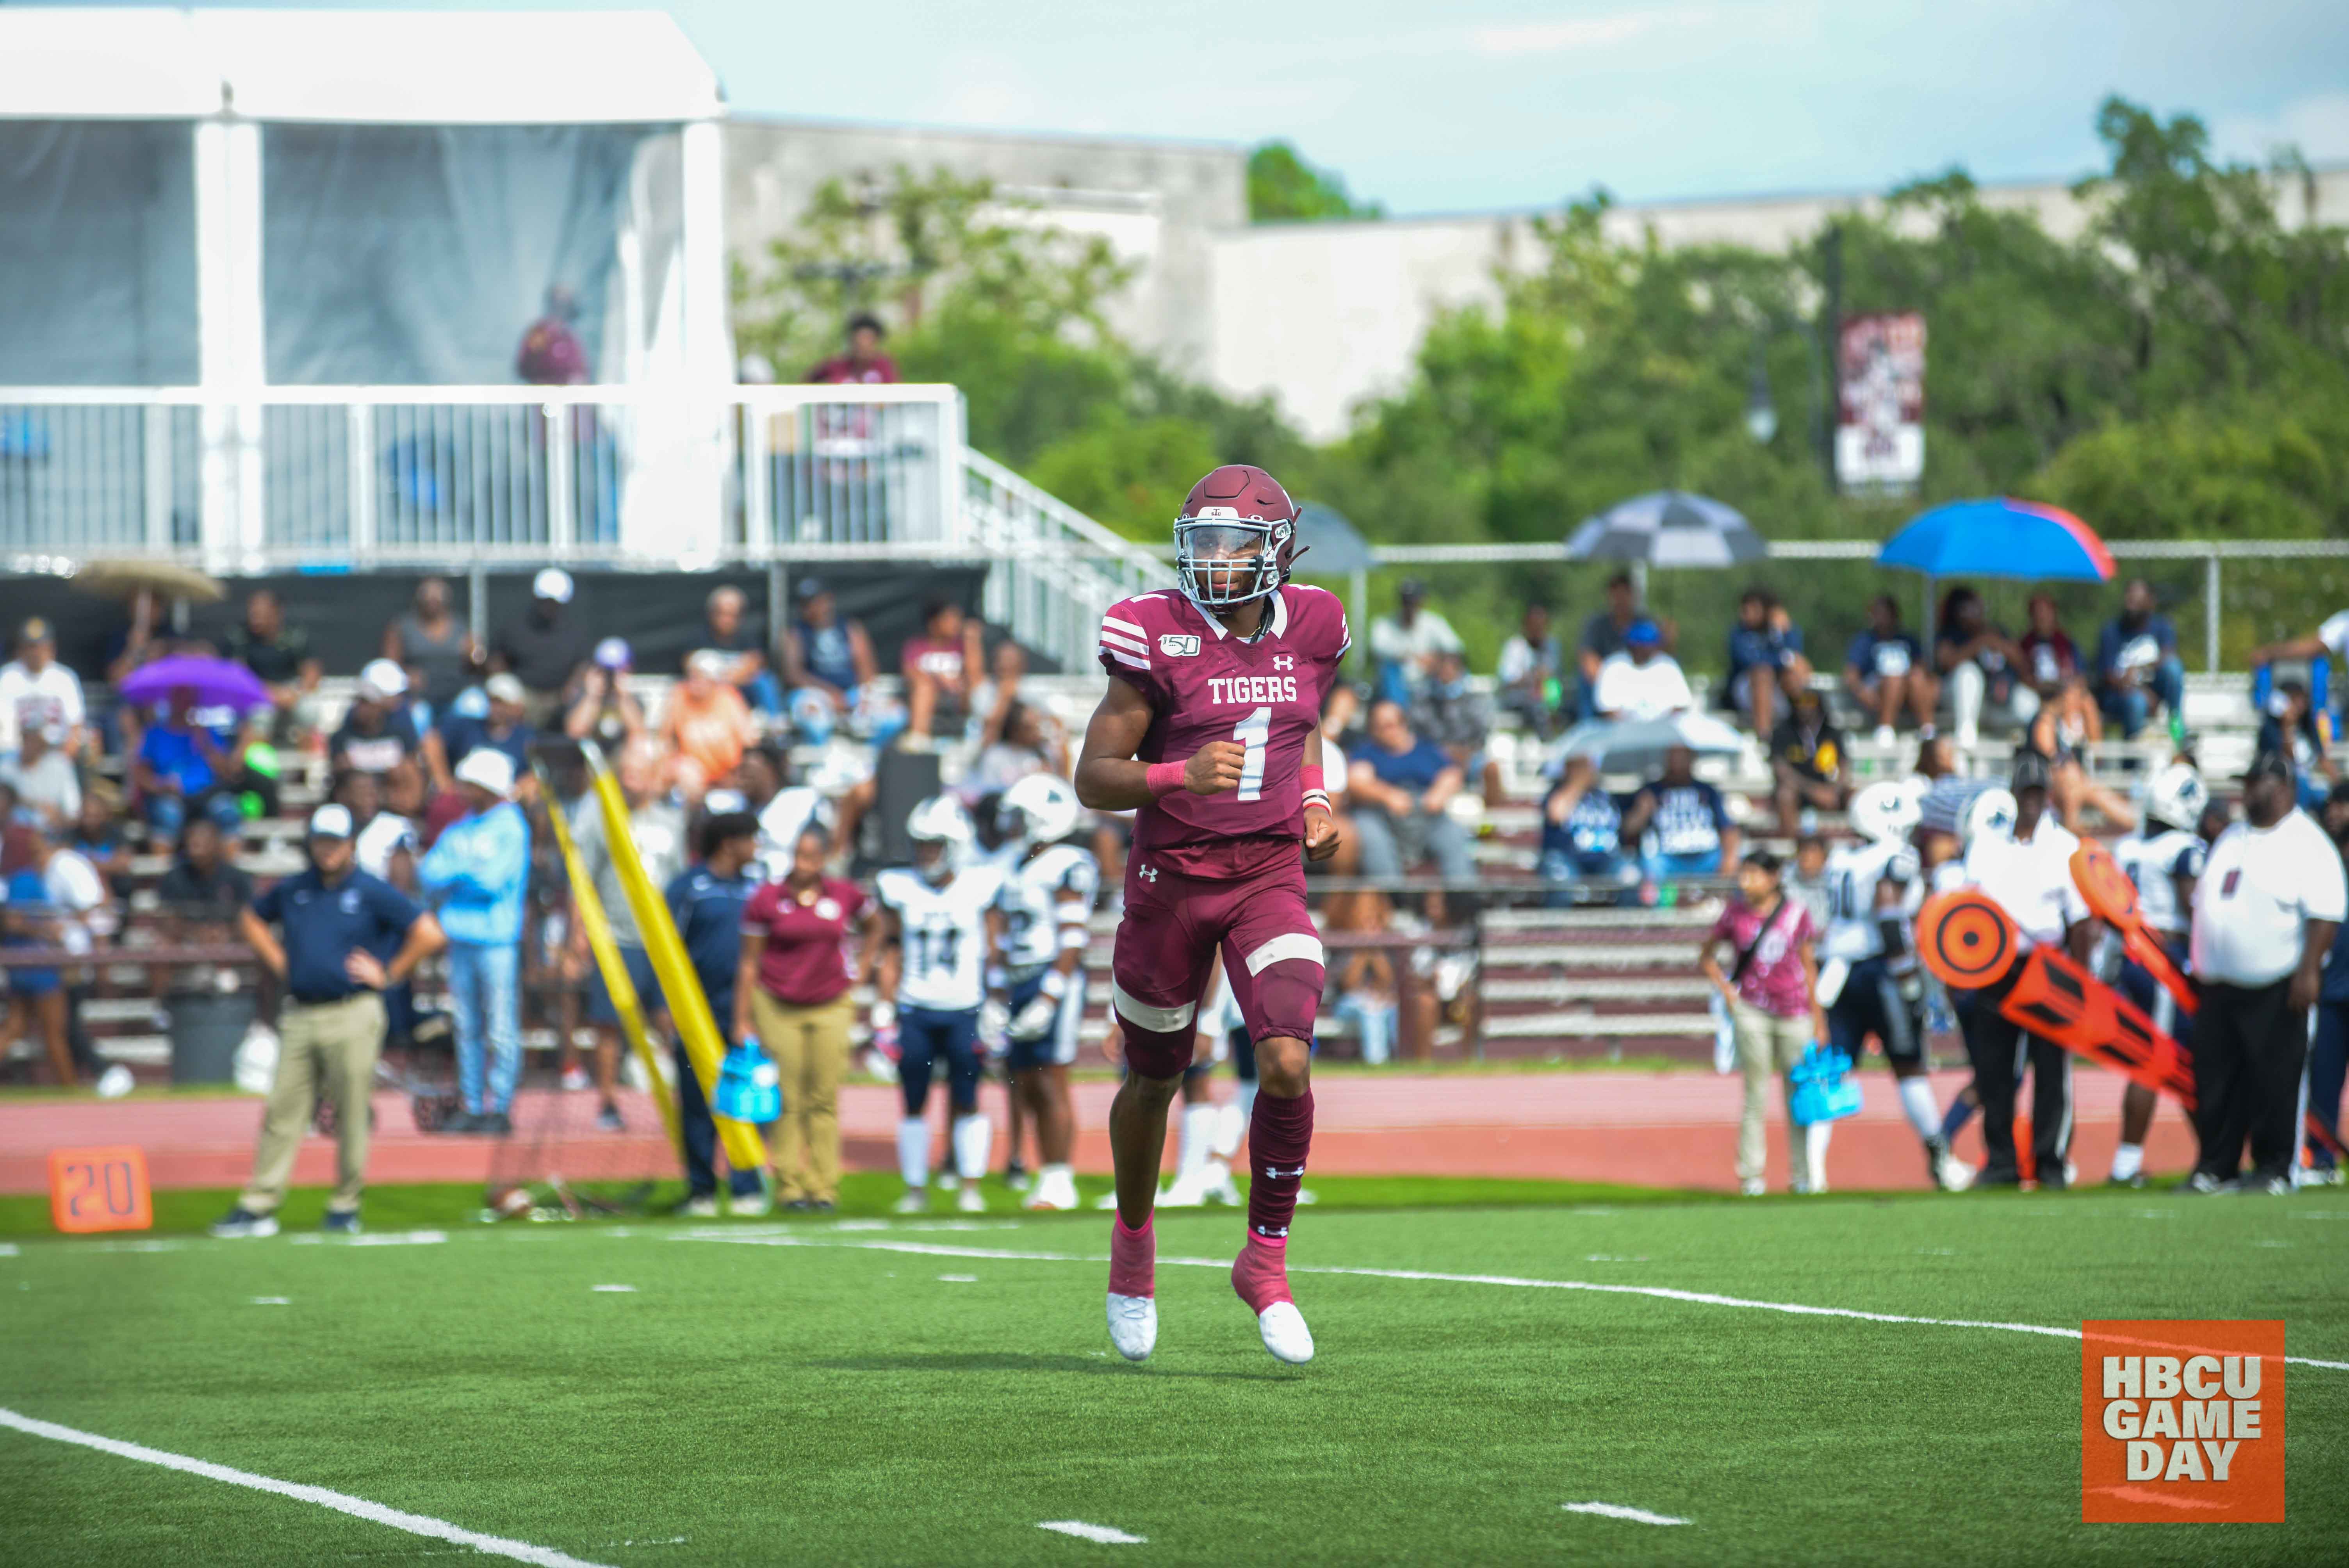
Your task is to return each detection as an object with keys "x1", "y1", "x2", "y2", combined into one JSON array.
[
  {"x1": 893, "y1": 1188, "x2": 930, "y2": 1215},
  {"x1": 210, "y1": 1207, "x2": 278, "y2": 1239},
  {"x1": 782, "y1": 1197, "x2": 813, "y2": 1213},
  {"x1": 480, "y1": 1111, "x2": 512, "y2": 1137},
  {"x1": 675, "y1": 1195, "x2": 720, "y2": 1219},
  {"x1": 1025, "y1": 1170, "x2": 1081, "y2": 1212},
  {"x1": 560, "y1": 1066, "x2": 592, "y2": 1092},
  {"x1": 809, "y1": 1199, "x2": 836, "y2": 1214},
  {"x1": 595, "y1": 1104, "x2": 624, "y2": 1133},
  {"x1": 322, "y1": 1210, "x2": 362, "y2": 1236},
  {"x1": 1925, "y1": 1137, "x2": 1972, "y2": 1192},
  {"x1": 1107, "y1": 1292, "x2": 1158, "y2": 1362},
  {"x1": 1874, "y1": 724, "x2": 1897, "y2": 748},
  {"x1": 2300, "y1": 1165, "x2": 2345, "y2": 1188},
  {"x1": 442, "y1": 1111, "x2": 481, "y2": 1135},
  {"x1": 1157, "y1": 1173, "x2": 1207, "y2": 1209},
  {"x1": 730, "y1": 1192, "x2": 773, "y2": 1217},
  {"x1": 2239, "y1": 1171, "x2": 2292, "y2": 1197},
  {"x1": 1003, "y1": 1162, "x2": 1031, "y2": 1193},
  {"x1": 957, "y1": 1184, "x2": 987, "y2": 1214},
  {"x1": 1255, "y1": 1300, "x2": 1316, "y2": 1365},
  {"x1": 2105, "y1": 1171, "x2": 2148, "y2": 1190},
  {"x1": 1739, "y1": 1177, "x2": 1766, "y2": 1197},
  {"x1": 2181, "y1": 1171, "x2": 2227, "y2": 1194}
]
